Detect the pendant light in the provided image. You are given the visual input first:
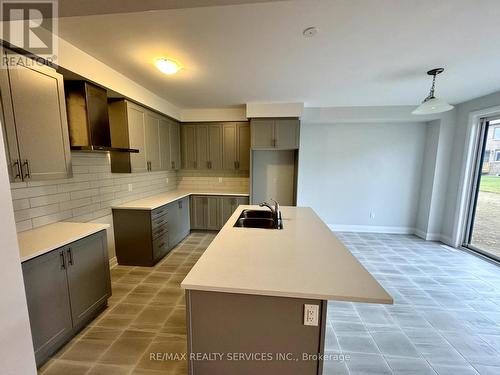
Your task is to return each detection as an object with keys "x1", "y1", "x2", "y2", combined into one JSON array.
[{"x1": 412, "y1": 68, "x2": 454, "y2": 115}]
